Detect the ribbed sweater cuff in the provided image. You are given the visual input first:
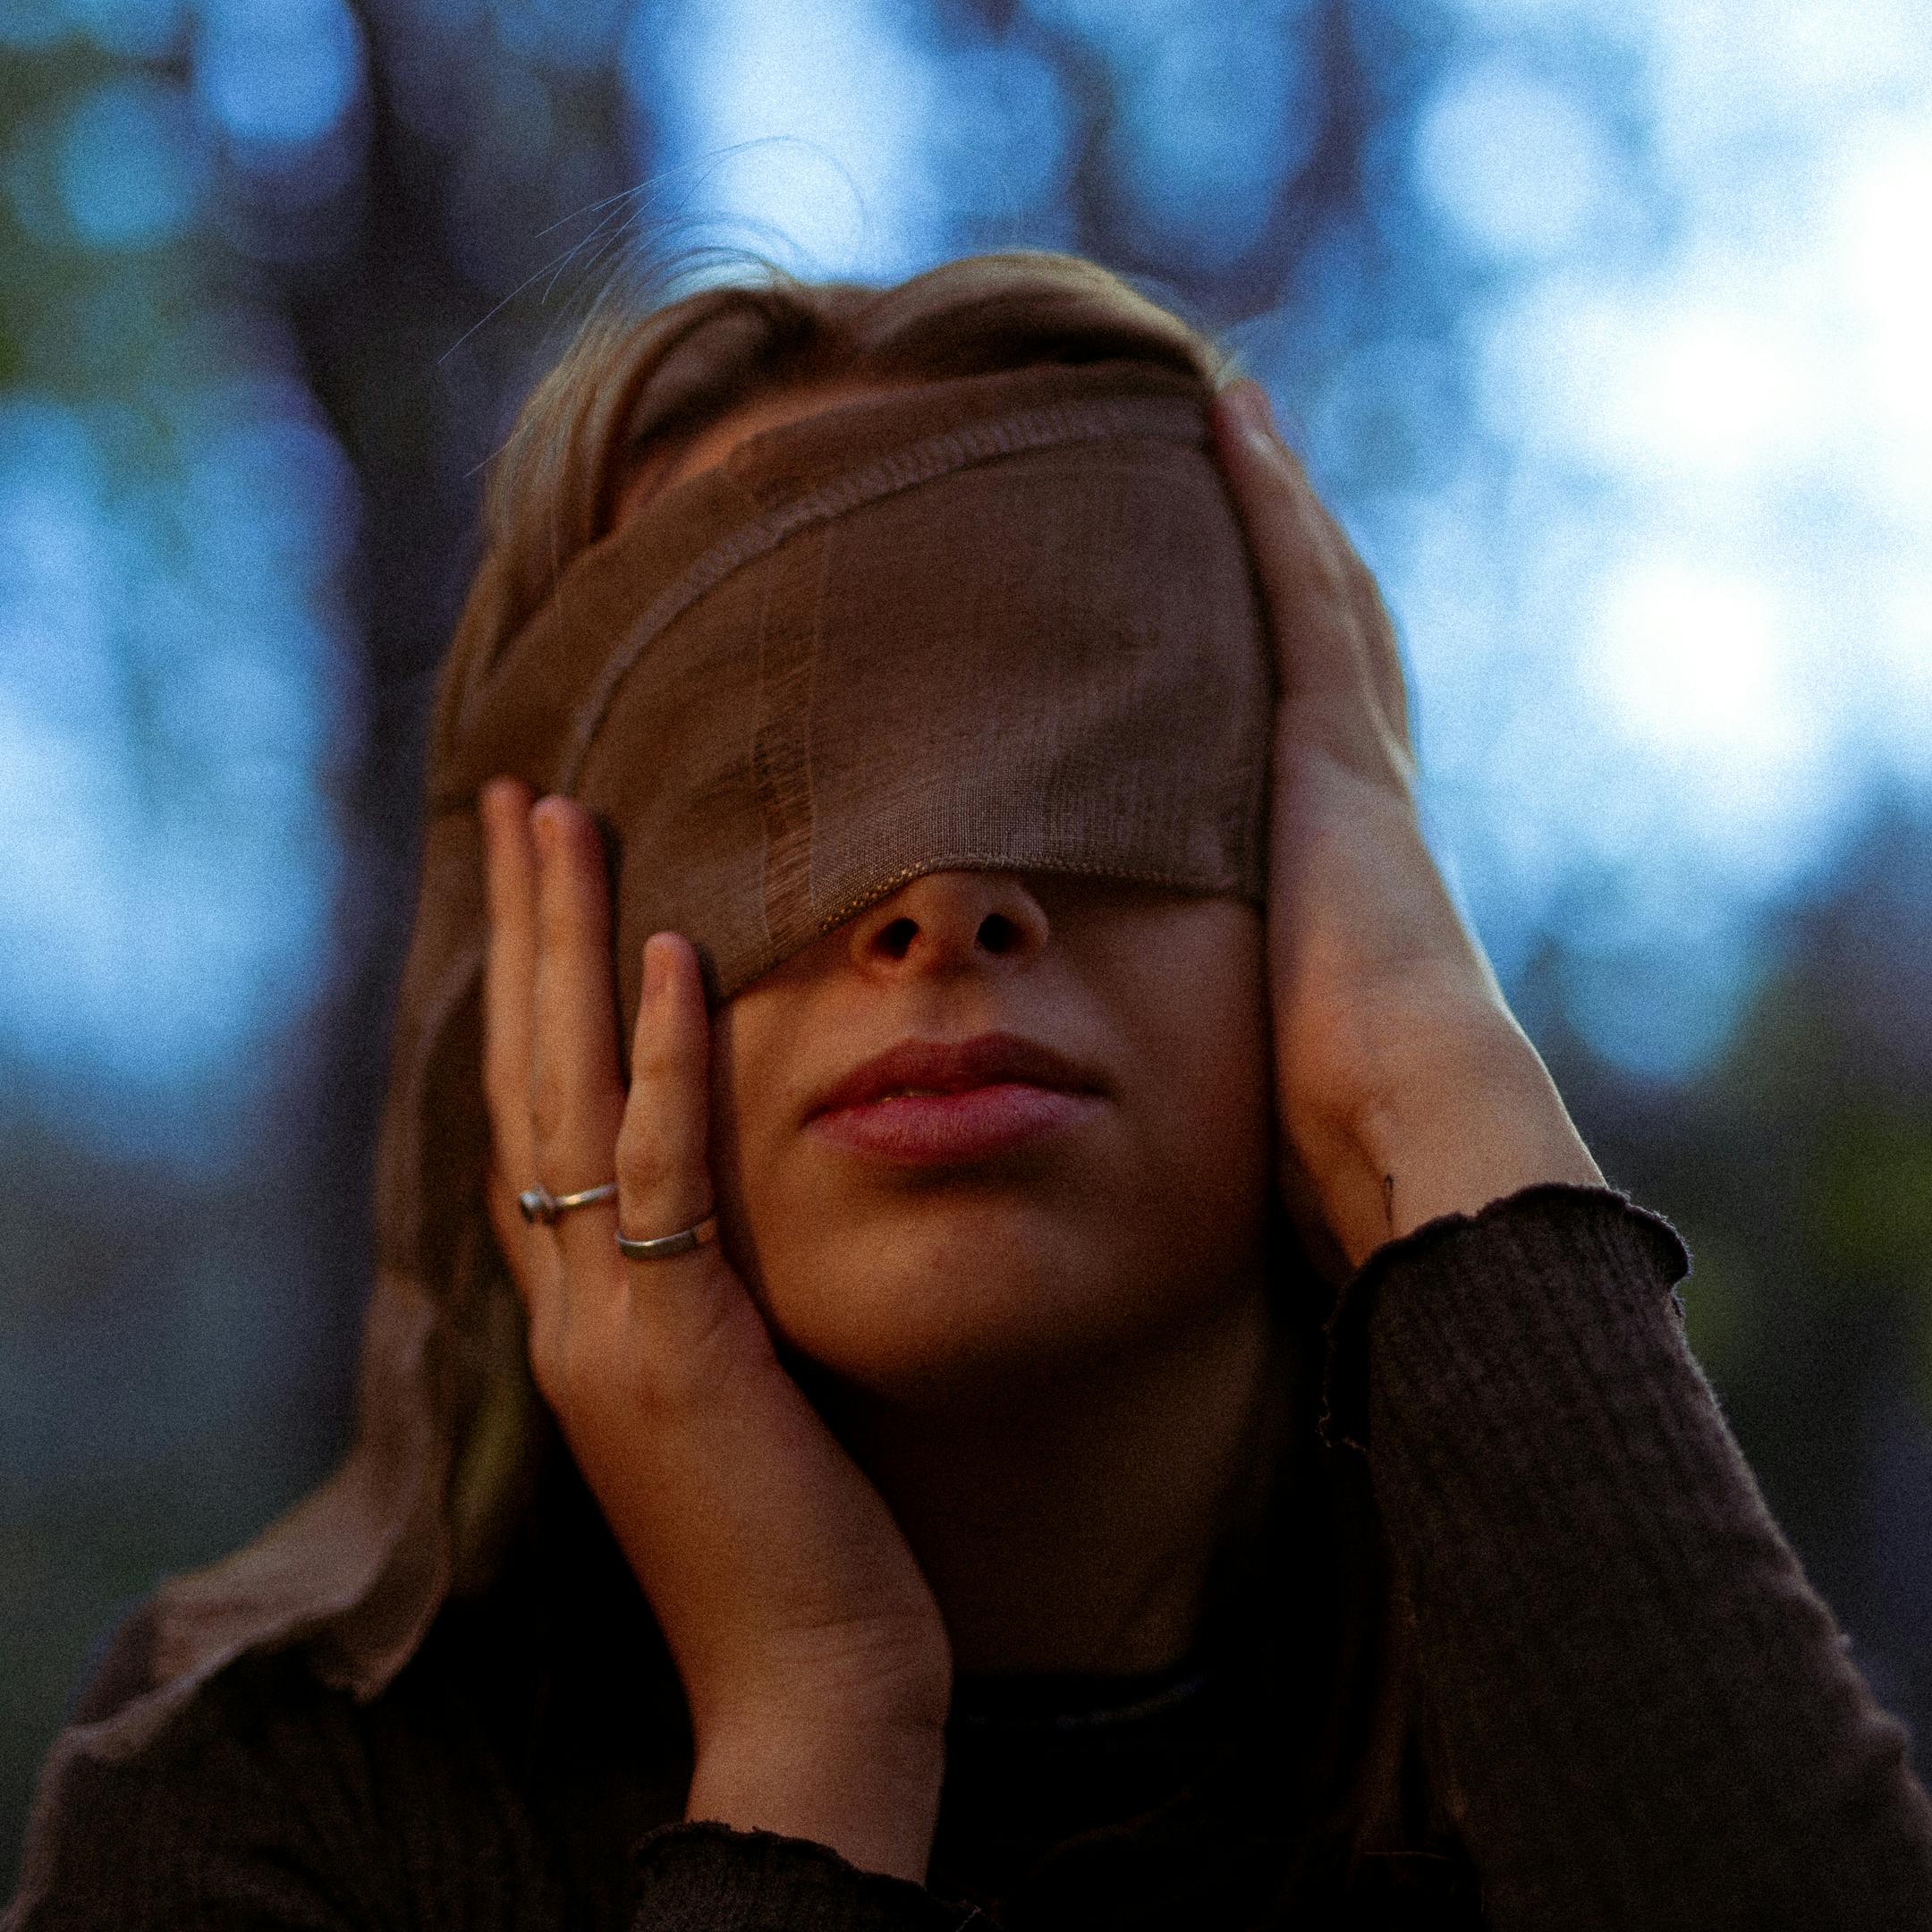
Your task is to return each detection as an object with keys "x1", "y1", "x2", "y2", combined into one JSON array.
[
  {"x1": 1318, "y1": 1181, "x2": 1690, "y2": 1453},
  {"x1": 631, "y1": 1821, "x2": 982, "y2": 1931}
]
